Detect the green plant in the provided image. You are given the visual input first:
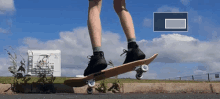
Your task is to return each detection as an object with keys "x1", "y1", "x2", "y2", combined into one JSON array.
[
  {"x1": 95, "y1": 79, "x2": 108, "y2": 93},
  {"x1": 108, "y1": 79, "x2": 121, "y2": 93}
]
